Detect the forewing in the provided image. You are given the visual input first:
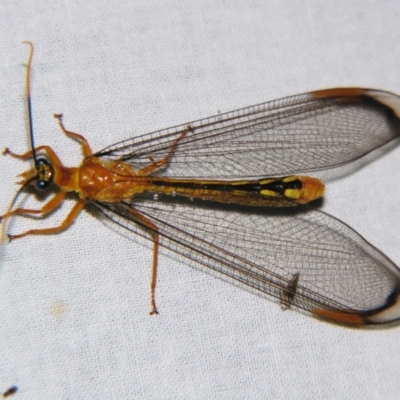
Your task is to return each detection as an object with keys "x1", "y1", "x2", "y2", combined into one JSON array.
[
  {"x1": 94, "y1": 90, "x2": 400, "y2": 178},
  {"x1": 92, "y1": 195, "x2": 400, "y2": 316}
]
